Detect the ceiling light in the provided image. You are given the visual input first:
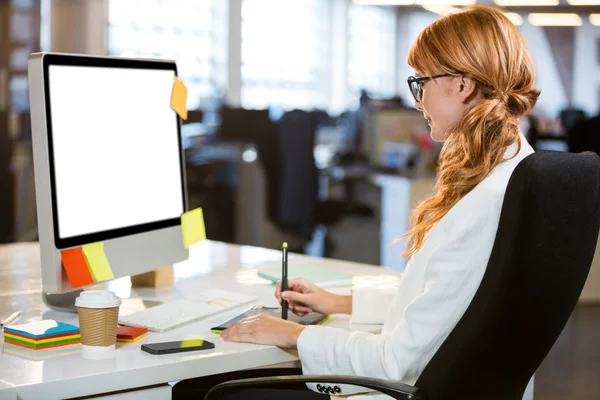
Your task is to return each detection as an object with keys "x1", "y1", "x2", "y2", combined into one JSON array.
[
  {"x1": 528, "y1": 13, "x2": 583, "y2": 26},
  {"x1": 422, "y1": 4, "x2": 462, "y2": 15},
  {"x1": 590, "y1": 14, "x2": 600, "y2": 25},
  {"x1": 352, "y1": 0, "x2": 414, "y2": 5},
  {"x1": 353, "y1": 0, "x2": 475, "y2": 4},
  {"x1": 567, "y1": 0, "x2": 600, "y2": 4},
  {"x1": 504, "y1": 12, "x2": 524, "y2": 25},
  {"x1": 417, "y1": 0, "x2": 475, "y2": 5},
  {"x1": 494, "y1": 0, "x2": 559, "y2": 5}
]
